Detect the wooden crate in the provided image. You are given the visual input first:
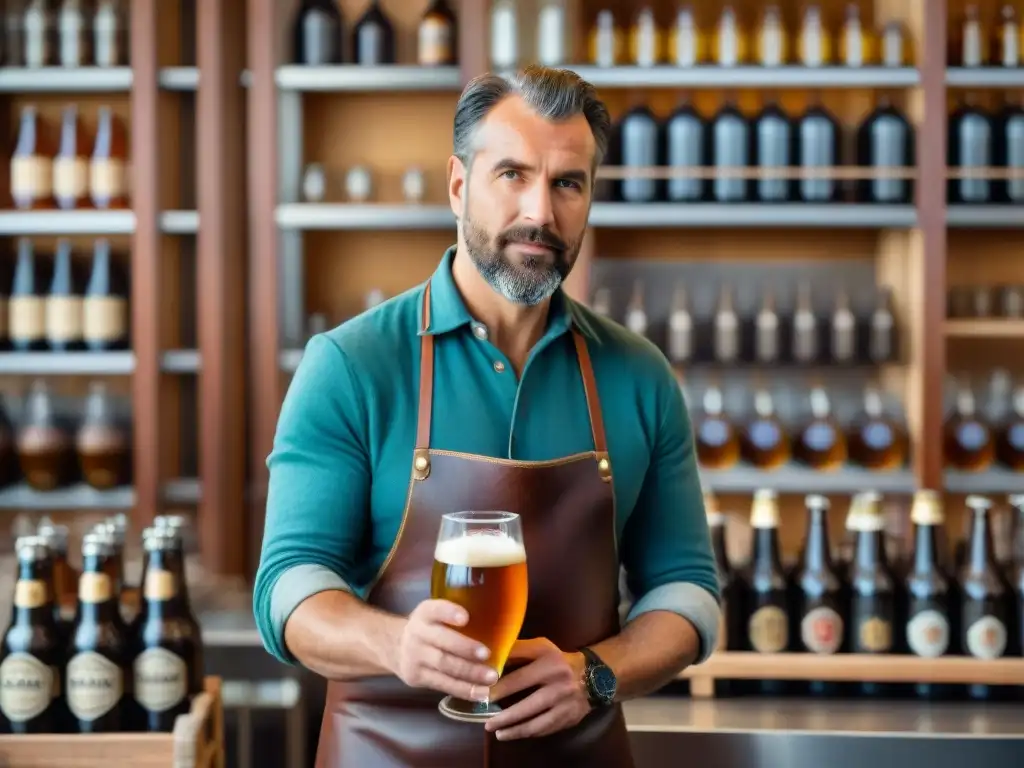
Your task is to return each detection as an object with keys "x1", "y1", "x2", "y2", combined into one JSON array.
[
  {"x1": 680, "y1": 653, "x2": 1024, "y2": 698},
  {"x1": 0, "y1": 676, "x2": 224, "y2": 768}
]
